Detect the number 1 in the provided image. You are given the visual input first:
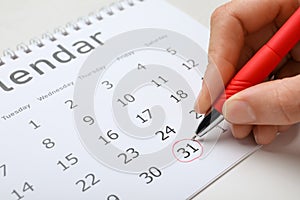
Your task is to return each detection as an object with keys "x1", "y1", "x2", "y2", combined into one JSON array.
[
  {"x1": 217, "y1": 125, "x2": 228, "y2": 133},
  {"x1": 29, "y1": 120, "x2": 41, "y2": 129},
  {"x1": 0, "y1": 164, "x2": 6, "y2": 177}
]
